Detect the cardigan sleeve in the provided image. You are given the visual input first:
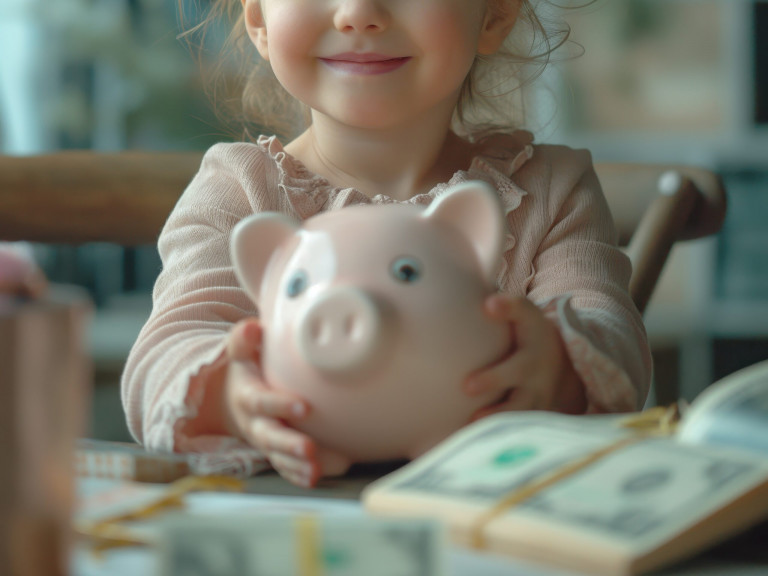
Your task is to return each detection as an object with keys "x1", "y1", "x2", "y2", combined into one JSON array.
[
  {"x1": 120, "y1": 143, "x2": 277, "y2": 475},
  {"x1": 506, "y1": 145, "x2": 652, "y2": 412}
]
